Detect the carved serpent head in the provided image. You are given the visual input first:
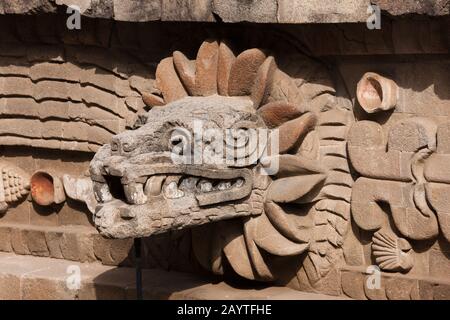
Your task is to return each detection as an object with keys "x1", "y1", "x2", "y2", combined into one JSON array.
[{"x1": 90, "y1": 40, "x2": 352, "y2": 282}]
